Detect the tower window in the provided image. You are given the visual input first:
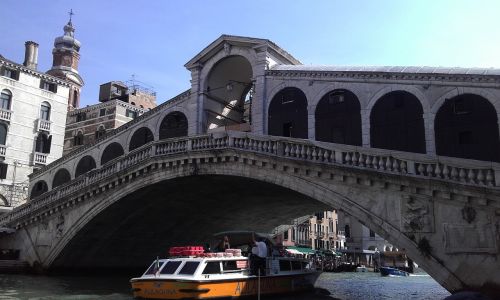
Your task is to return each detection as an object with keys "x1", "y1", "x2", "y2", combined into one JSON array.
[
  {"x1": 40, "y1": 102, "x2": 51, "y2": 121},
  {"x1": 76, "y1": 112, "x2": 86, "y2": 122},
  {"x1": 99, "y1": 108, "x2": 106, "y2": 117},
  {"x1": 0, "y1": 90, "x2": 12, "y2": 110}
]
